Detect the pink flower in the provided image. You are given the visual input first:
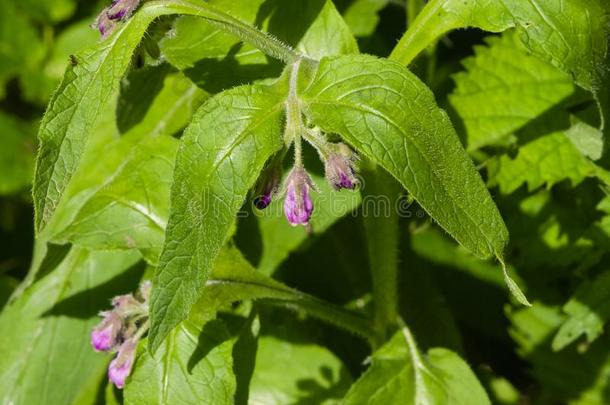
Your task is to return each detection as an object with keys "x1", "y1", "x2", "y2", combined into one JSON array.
[
  {"x1": 108, "y1": 338, "x2": 138, "y2": 389},
  {"x1": 284, "y1": 168, "x2": 315, "y2": 226},
  {"x1": 325, "y1": 144, "x2": 359, "y2": 190},
  {"x1": 91, "y1": 311, "x2": 122, "y2": 352}
]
